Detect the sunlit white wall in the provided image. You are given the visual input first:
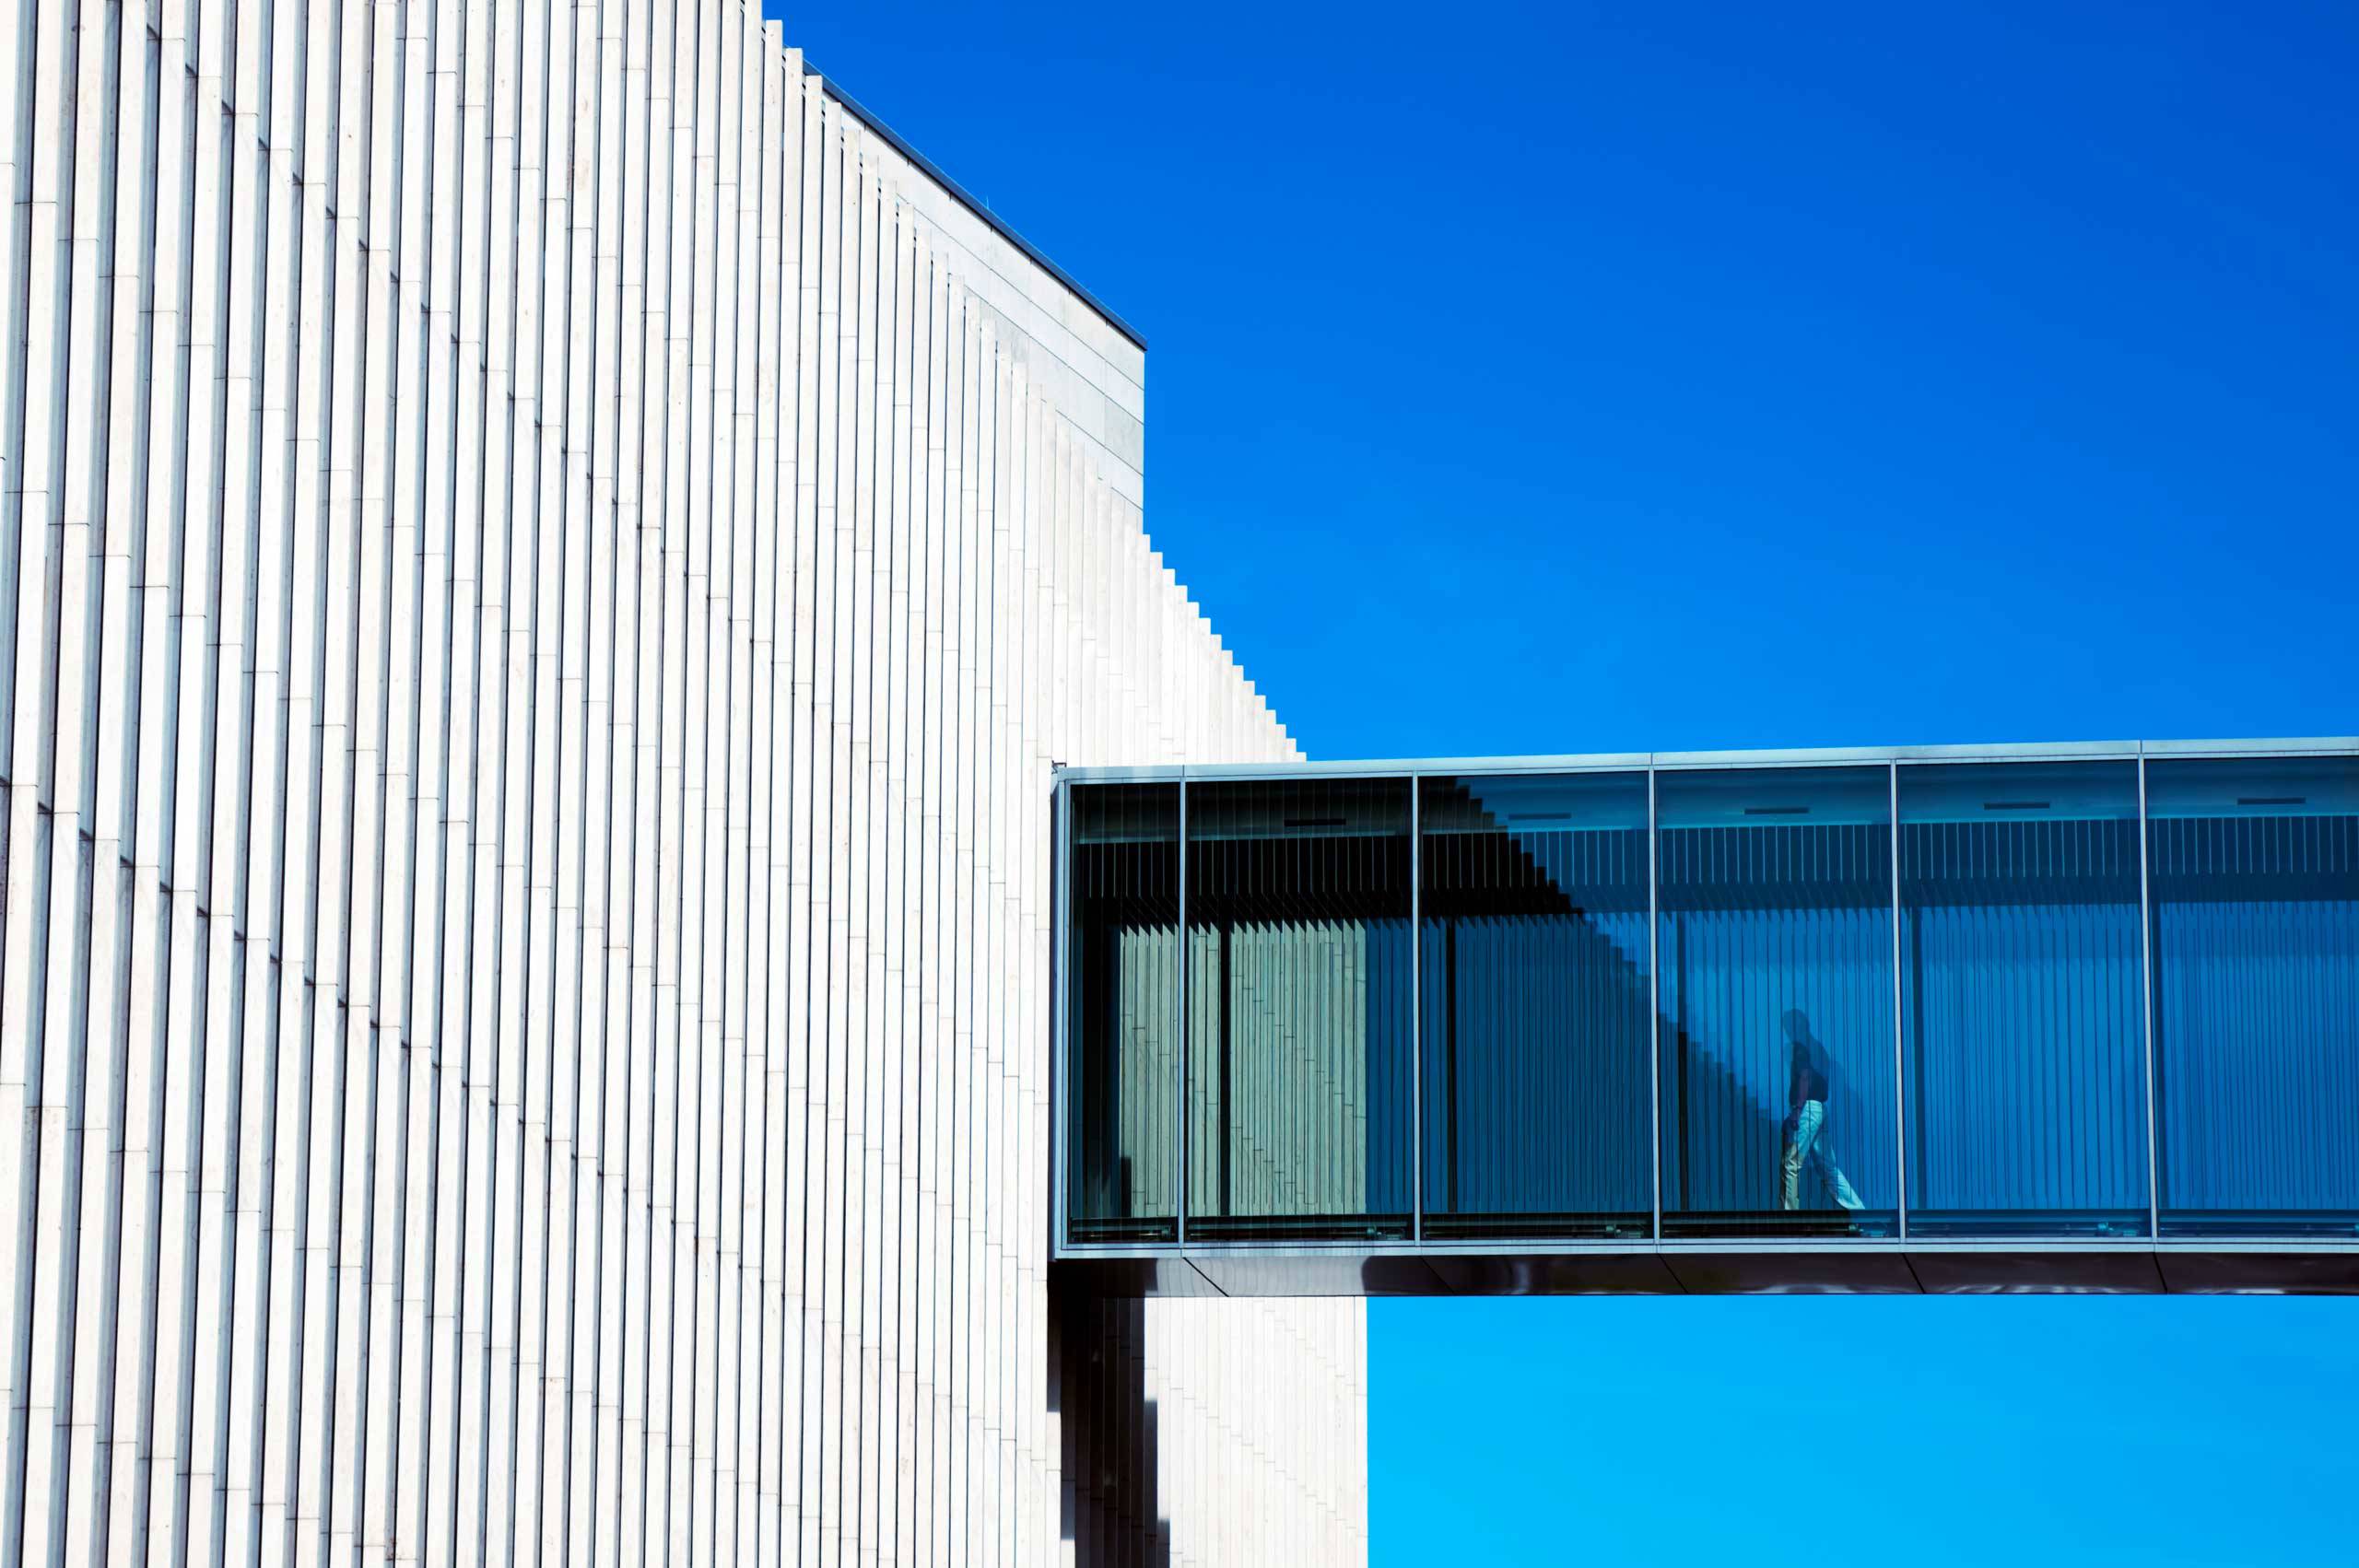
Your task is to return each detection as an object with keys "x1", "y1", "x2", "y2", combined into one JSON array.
[{"x1": 0, "y1": 0, "x2": 1366, "y2": 1560}]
